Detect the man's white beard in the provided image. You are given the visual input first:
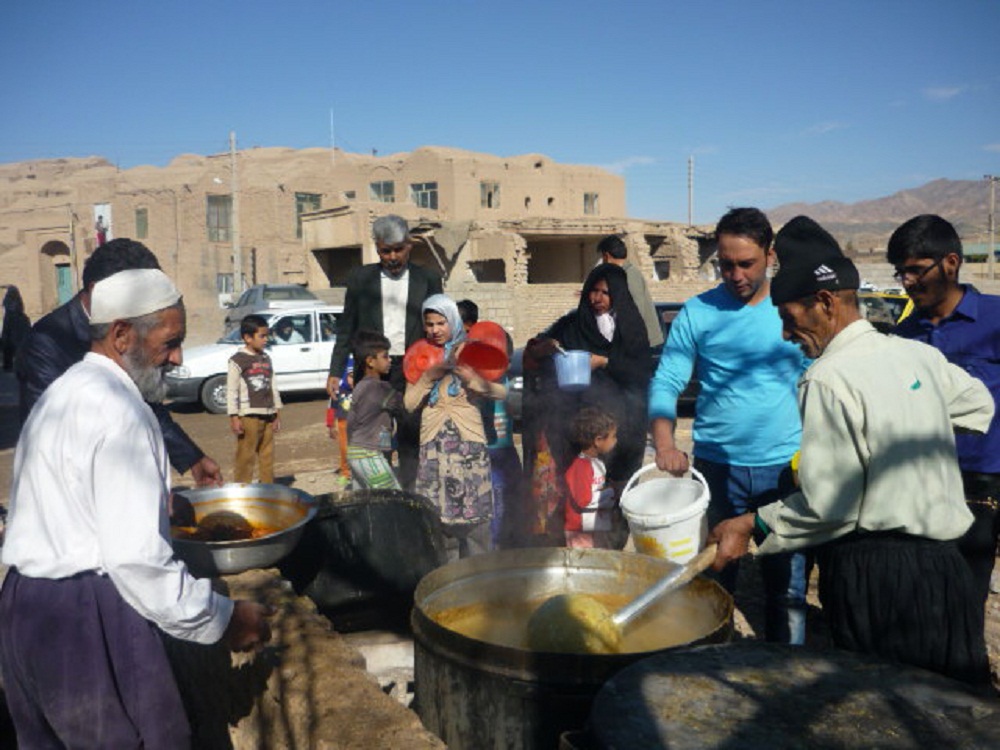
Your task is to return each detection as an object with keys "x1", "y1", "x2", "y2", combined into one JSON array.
[{"x1": 123, "y1": 345, "x2": 168, "y2": 402}]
